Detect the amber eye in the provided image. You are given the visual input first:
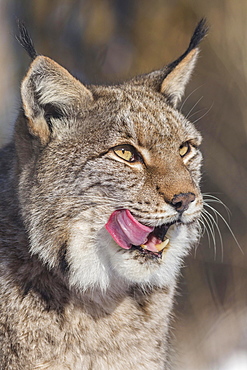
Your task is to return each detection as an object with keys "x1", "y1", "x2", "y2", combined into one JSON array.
[
  {"x1": 179, "y1": 142, "x2": 190, "y2": 157},
  {"x1": 113, "y1": 145, "x2": 139, "y2": 162}
]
